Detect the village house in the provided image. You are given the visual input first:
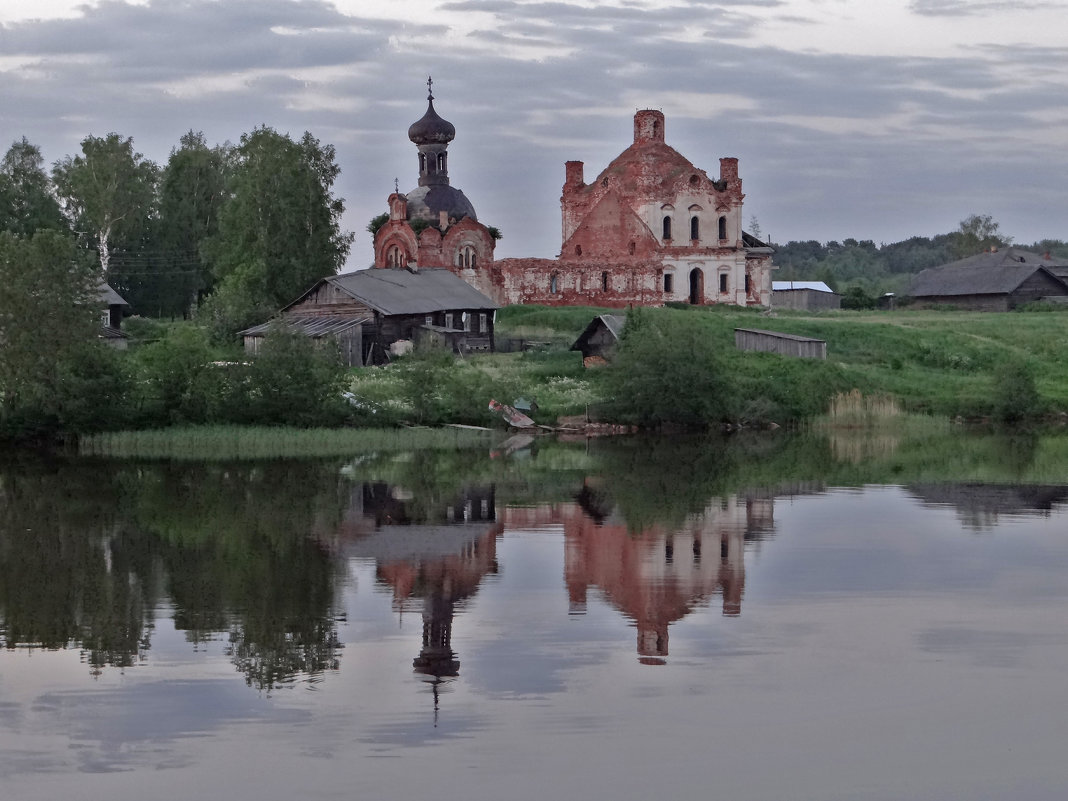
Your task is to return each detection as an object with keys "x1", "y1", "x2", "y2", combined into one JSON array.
[
  {"x1": 240, "y1": 267, "x2": 498, "y2": 366},
  {"x1": 909, "y1": 247, "x2": 1068, "y2": 311},
  {"x1": 98, "y1": 280, "x2": 129, "y2": 349},
  {"x1": 370, "y1": 85, "x2": 774, "y2": 309}
]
